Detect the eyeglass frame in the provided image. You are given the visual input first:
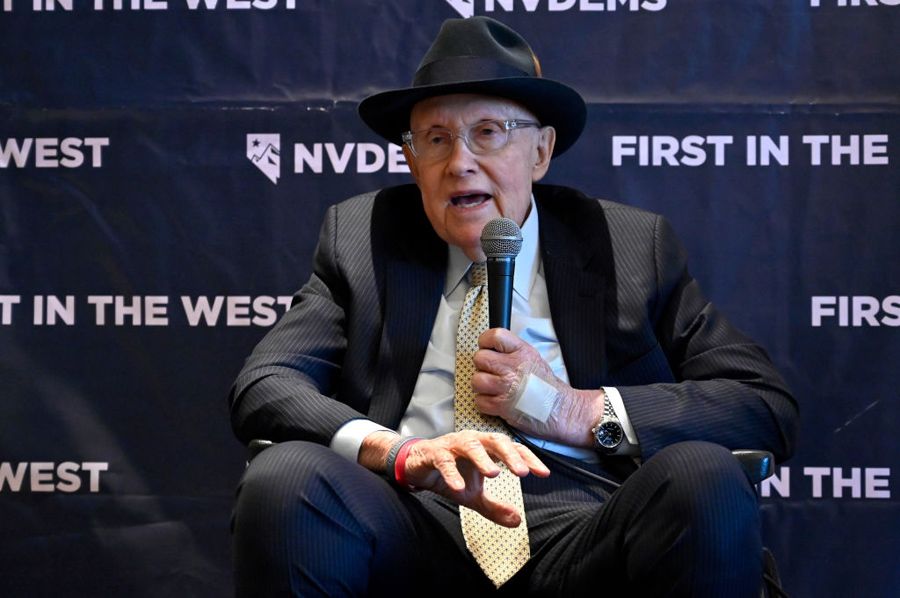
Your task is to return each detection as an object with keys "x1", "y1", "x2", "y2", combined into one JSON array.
[{"x1": 401, "y1": 119, "x2": 542, "y2": 161}]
